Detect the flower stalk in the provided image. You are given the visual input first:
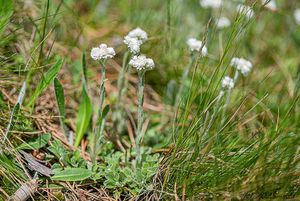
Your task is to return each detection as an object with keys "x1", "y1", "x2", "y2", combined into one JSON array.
[
  {"x1": 136, "y1": 71, "x2": 145, "y2": 164},
  {"x1": 176, "y1": 53, "x2": 196, "y2": 106},
  {"x1": 117, "y1": 51, "x2": 129, "y2": 105},
  {"x1": 99, "y1": 61, "x2": 106, "y2": 116}
]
